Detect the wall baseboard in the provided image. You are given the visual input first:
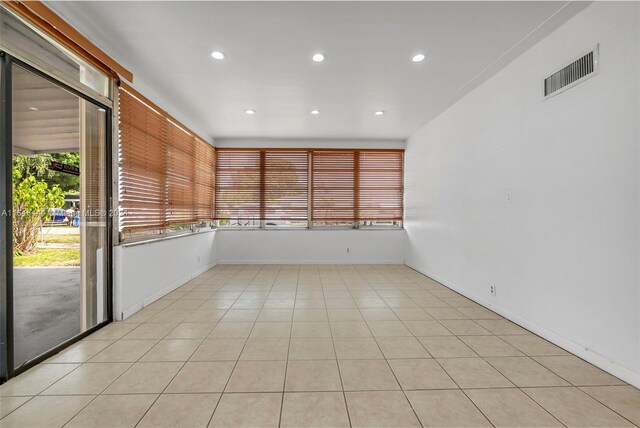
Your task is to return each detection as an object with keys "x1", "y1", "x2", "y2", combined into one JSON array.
[
  {"x1": 405, "y1": 261, "x2": 640, "y2": 389},
  {"x1": 218, "y1": 259, "x2": 405, "y2": 265},
  {"x1": 120, "y1": 261, "x2": 218, "y2": 320}
]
